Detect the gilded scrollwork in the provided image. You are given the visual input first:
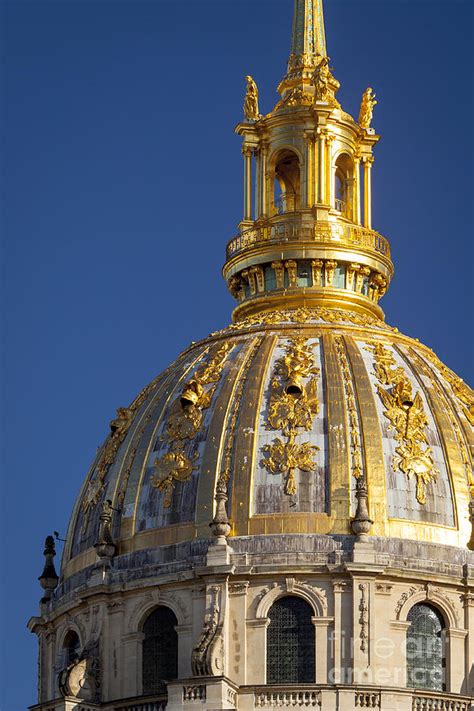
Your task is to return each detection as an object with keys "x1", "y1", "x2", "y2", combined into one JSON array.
[
  {"x1": 366, "y1": 342, "x2": 438, "y2": 505},
  {"x1": 210, "y1": 307, "x2": 395, "y2": 339},
  {"x1": 261, "y1": 337, "x2": 320, "y2": 496},
  {"x1": 151, "y1": 342, "x2": 233, "y2": 507}
]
